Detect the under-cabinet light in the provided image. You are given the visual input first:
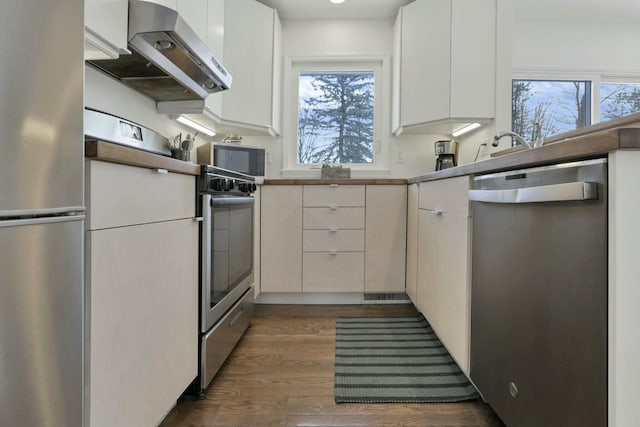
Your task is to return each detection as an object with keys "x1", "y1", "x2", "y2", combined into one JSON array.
[
  {"x1": 330, "y1": 0, "x2": 345, "y2": 4},
  {"x1": 451, "y1": 123, "x2": 481, "y2": 137},
  {"x1": 176, "y1": 116, "x2": 216, "y2": 137}
]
